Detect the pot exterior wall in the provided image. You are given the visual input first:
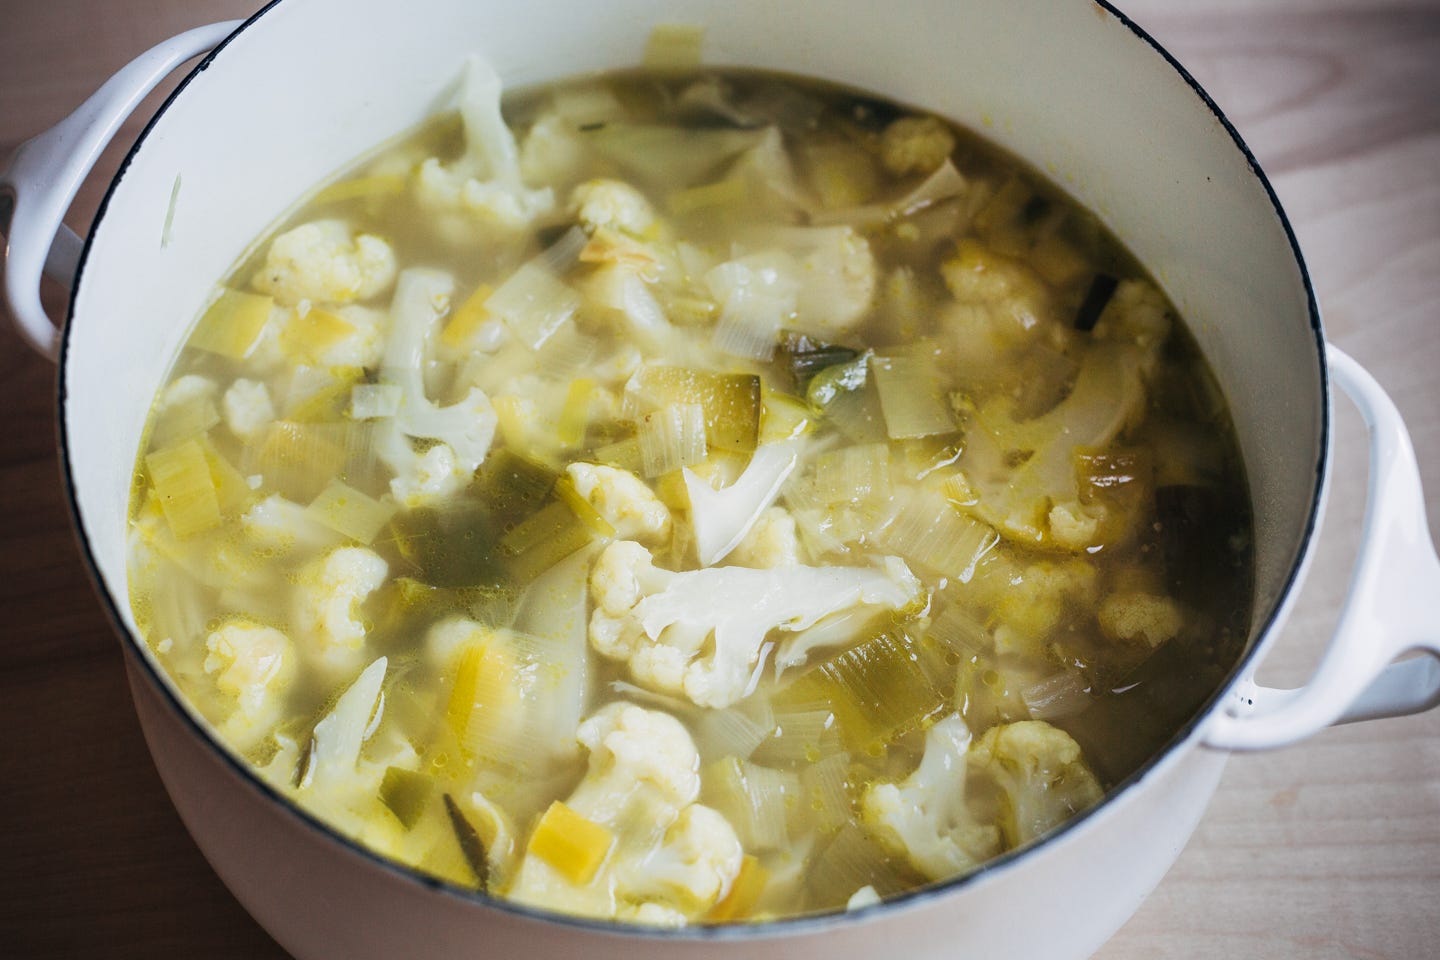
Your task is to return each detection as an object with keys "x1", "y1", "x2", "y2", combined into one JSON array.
[{"x1": 129, "y1": 649, "x2": 1228, "y2": 960}]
